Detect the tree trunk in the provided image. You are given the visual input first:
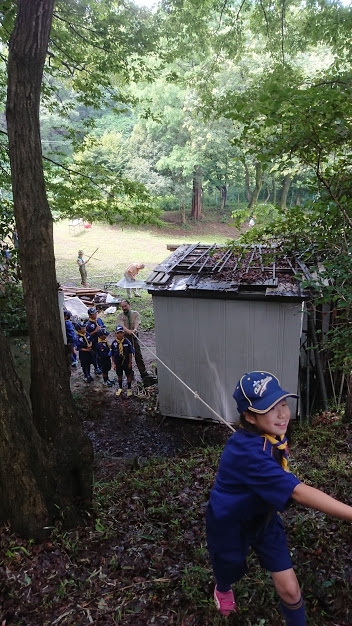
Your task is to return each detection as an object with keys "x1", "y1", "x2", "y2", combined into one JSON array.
[
  {"x1": 272, "y1": 175, "x2": 277, "y2": 205},
  {"x1": 191, "y1": 165, "x2": 202, "y2": 221},
  {"x1": 344, "y1": 373, "x2": 352, "y2": 423},
  {"x1": 217, "y1": 184, "x2": 227, "y2": 211},
  {"x1": 280, "y1": 173, "x2": 292, "y2": 210},
  {"x1": 180, "y1": 202, "x2": 186, "y2": 225},
  {"x1": 0, "y1": 333, "x2": 50, "y2": 538},
  {"x1": 248, "y1": 162, "x2": 263, "y2": 209},
  {"x1": 5, "y1": 0, "x2": 93, "y2": 537},
  {"x1": 244, "y1": 162, "x2": 251, "y2": 204}
]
